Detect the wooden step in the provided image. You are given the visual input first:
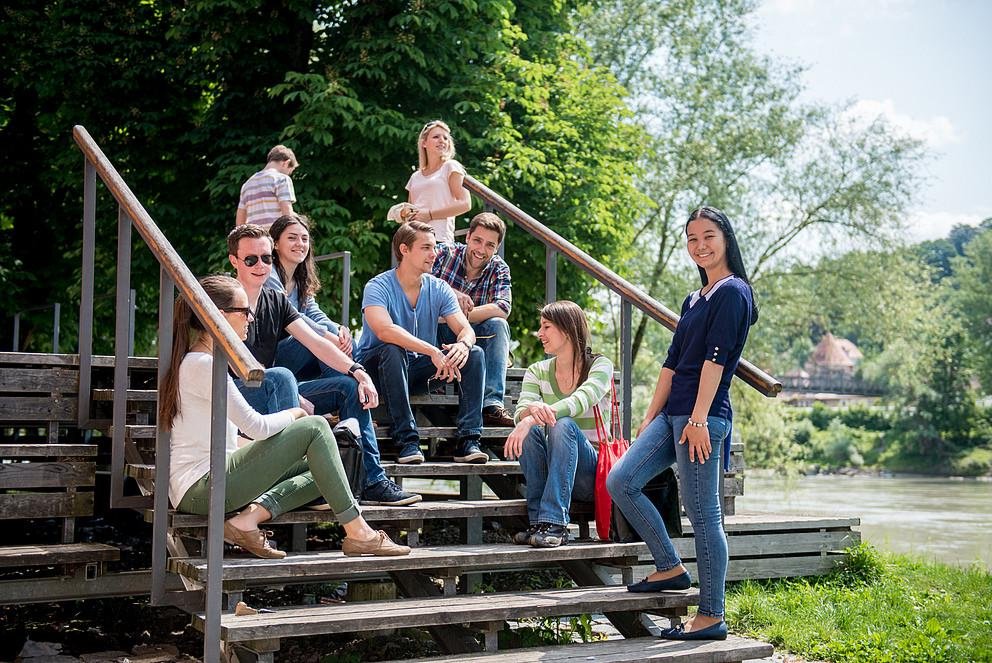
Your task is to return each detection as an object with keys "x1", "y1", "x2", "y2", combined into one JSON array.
[
  {"x1": 393, "y1": 635, "x2": 774, "y2": 662},
  {"x1": 384, "y1": 461, "x2": 521, "y2": 477},
  {"x1": 194, "y1": 585, "x2": 698, "y2": 643},
  {"x1": 0, "y1": 444, "x2": 97, "y2": 457},
  {"x1": 91, "y1": 388, "x2": 156, "y2": 402},
  {"x1": 170, "y1": 540, "x2": 648, "y2": 583},
  {"x1": 0, "y1": 543, "x2": 119, "y2": 569}
]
